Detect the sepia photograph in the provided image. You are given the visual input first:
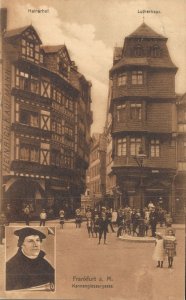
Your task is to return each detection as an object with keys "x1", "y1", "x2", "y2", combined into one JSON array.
[{"x1": 0, "y1": 0, "x2": 185, "y2": 299}]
